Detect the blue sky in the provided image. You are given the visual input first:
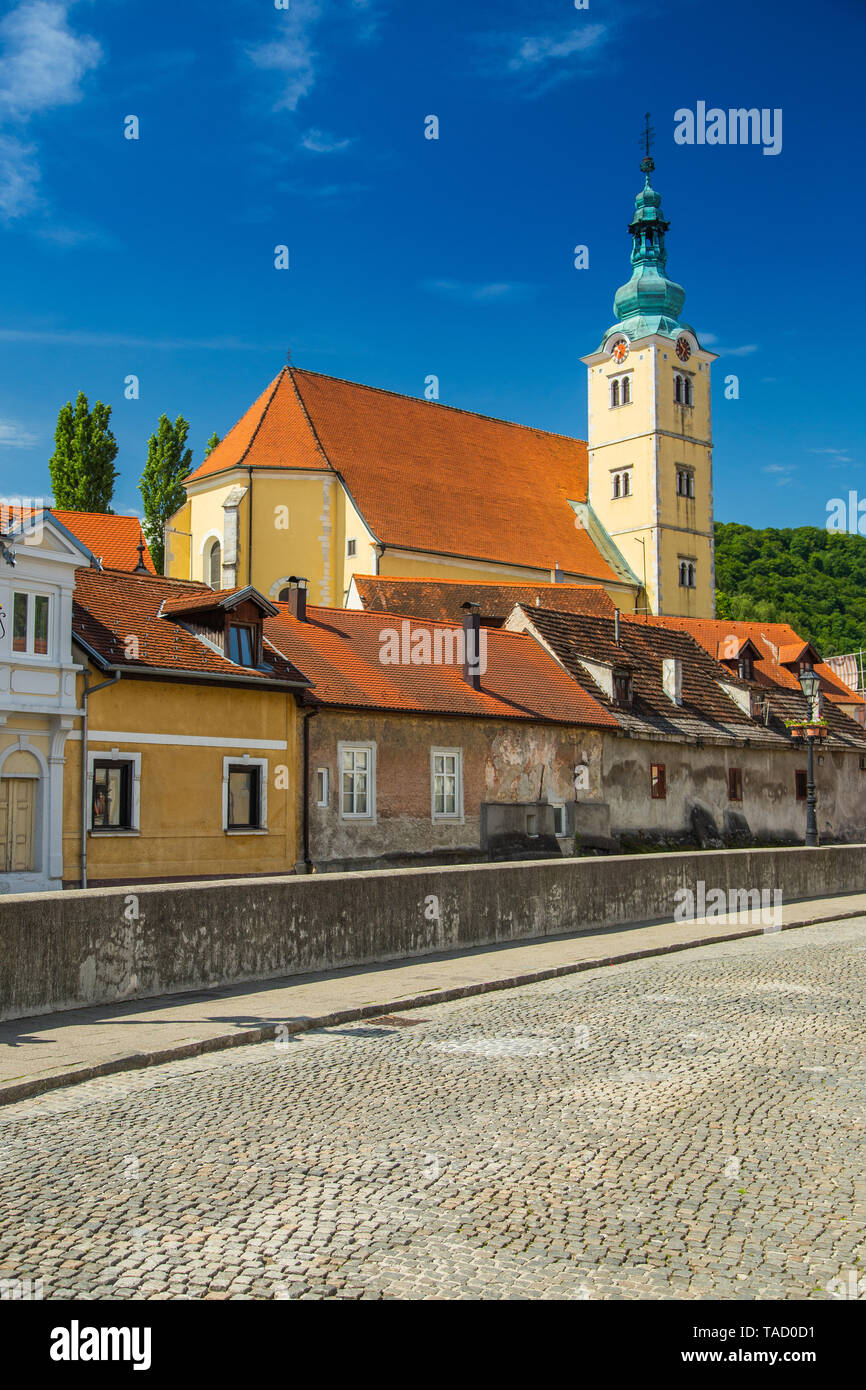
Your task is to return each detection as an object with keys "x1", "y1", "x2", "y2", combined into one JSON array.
[{"x1": 0, "y1": 0, "x2": 863, "y2": 530}]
